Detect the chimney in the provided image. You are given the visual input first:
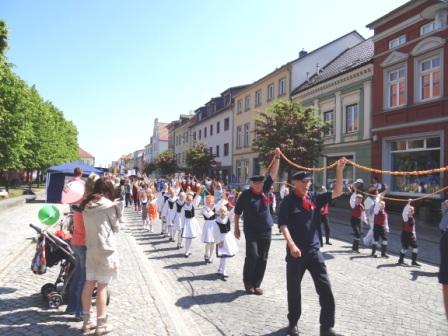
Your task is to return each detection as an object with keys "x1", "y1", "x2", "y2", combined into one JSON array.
[{"x1": 299, "y1": 49, "x2": 308, "y2": 58}]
